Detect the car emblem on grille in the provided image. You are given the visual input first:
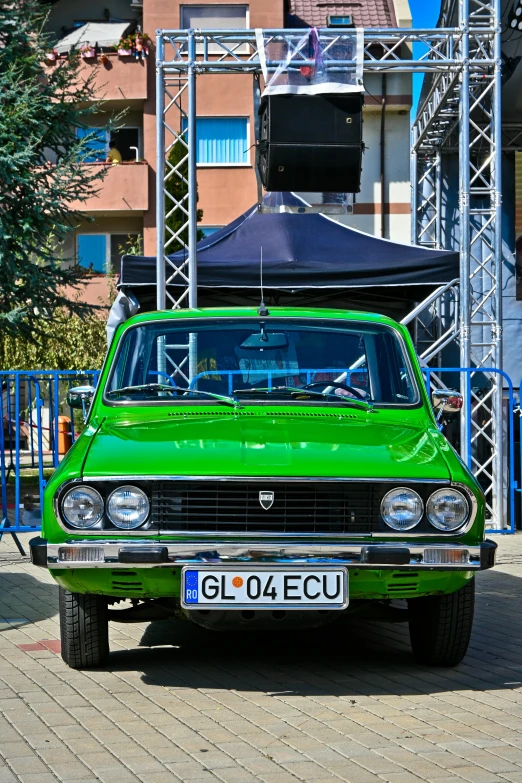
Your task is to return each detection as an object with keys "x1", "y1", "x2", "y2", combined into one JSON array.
[{"x1": 259, "y1": 491, "x2": 274, "y2": 510}]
